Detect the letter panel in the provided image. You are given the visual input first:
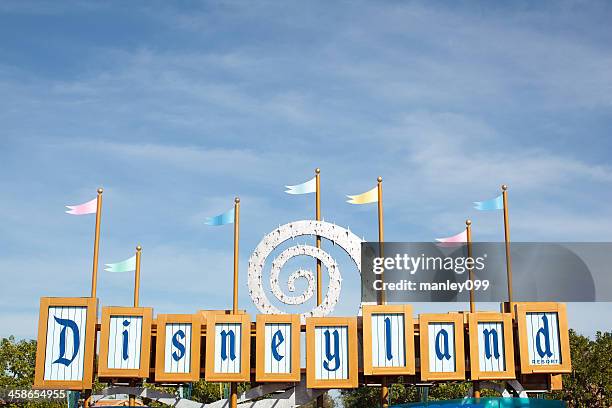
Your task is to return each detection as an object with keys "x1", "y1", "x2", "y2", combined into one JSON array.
[
  {"x1": 419, "y1": 313, "x2": 465, "y2": 381},
  {"x1": 314, "y1": 326, "x2": 348, "y2": 380},
  {"x1": 98, "y1": 306, "x2": 152, "y2": 378},
  {"x1": 265, "y1": 323, "x2": 291, "y2": 374},
  {"x1": 204, "y1": 313, "x2": 251, "y2": 382},
  {"x1": 214, "y1": 323, "x2": 242, "y2": 374},
  {"x1": 107, "y1": 316, "x2": 143, "y2": 370},
  {"x1": 468, "y1": 312, "x2": 515, "y2": 380},
  {"x1": 34, "y1": 297, "x2": 97, "y2": 390},
  {"x1": 43, "y1": 306, "x2": 87, "y2": 381},
  {"x1": 155, "y1": 313, "x2": 201, "y2": 382},
  {"x1": 526, "y1": 313, "x2": 561, "y2": 365},
  {"x1": 362, "y1": 304, "x2": 415, "y2": 375},
  {"x1": 428, "y1": 322, "x2": 456, "y2": 373},
  {"x1": 165, "y1": 323, "x2": 191, "y2": 374},
  {"x1": 477, "y1": 322, "x2": 505, "y2": 372},
  {"x1": 255, "y1": 314, "x2": 301, "y2": 382},
  {"x1": 516, "y1": 303, "x2": 571, "y2": 373},
  {"x1": 306, "y1": 317, "x2": 358, "y2": 388}
]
